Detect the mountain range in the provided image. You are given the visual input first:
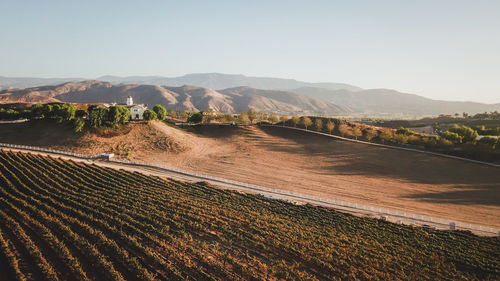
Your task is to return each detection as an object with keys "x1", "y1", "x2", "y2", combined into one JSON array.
[
  {"x1": 0, "y1": 81, "x2": 349, "y2": 115},
  {"x1": 1, "y1": 73, "x2": 499, "y2": 116}
]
